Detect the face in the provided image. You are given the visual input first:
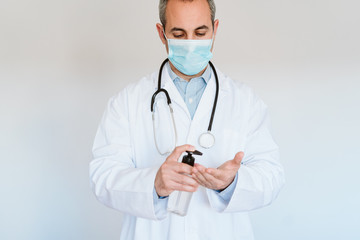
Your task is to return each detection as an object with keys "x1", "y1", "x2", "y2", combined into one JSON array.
[{"x1": 156, "y1": 0, "x2": 219, "y2": 50}]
